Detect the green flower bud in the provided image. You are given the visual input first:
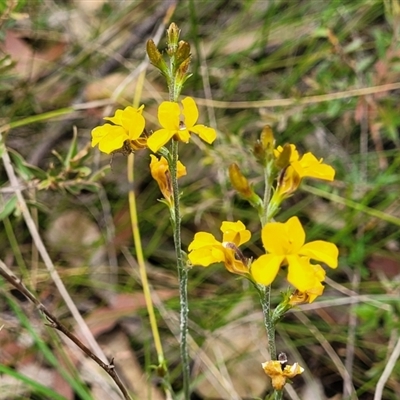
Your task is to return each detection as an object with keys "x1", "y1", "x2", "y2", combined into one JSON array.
[
  {"x1": 254, "y1": 125, "x2": 275, "y2": 165},
  {"x1": 176, "y1": 41, "x2": 191, "y2": 66},
  {"x1": 167, "y1": 22, "x2": 180, "y2": 54},
  {"x1": 146, "y1": 40, "x2": 168, "y2": 74}
]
